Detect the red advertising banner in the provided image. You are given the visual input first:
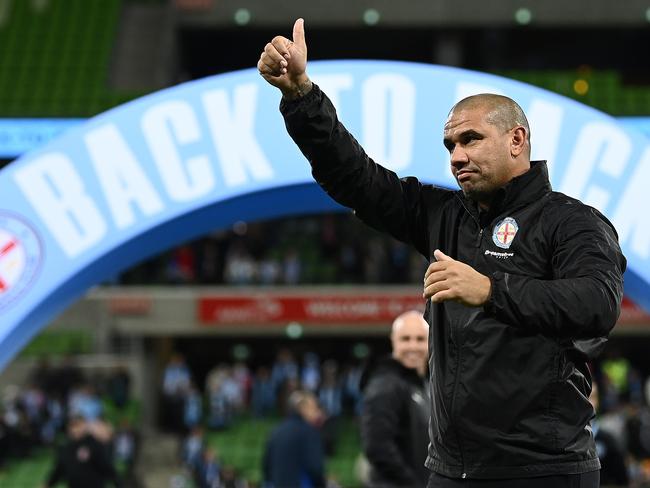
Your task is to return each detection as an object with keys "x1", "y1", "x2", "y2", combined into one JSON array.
[
  {"x1": 198, "y1": 293, "x2": 650, "y2": 328},
  {"x1": 198, "y1": 293, "x2": 425, "y2": 326},
  {"x1": 619, "y1": 297, "x2": 650, "y2": 326},
  {"x1": 109, "y1": 295, "x2": 152, "y2": 316}
]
